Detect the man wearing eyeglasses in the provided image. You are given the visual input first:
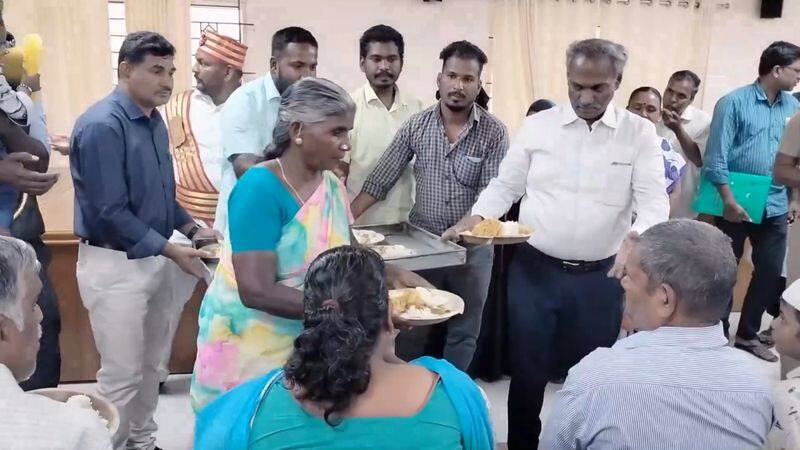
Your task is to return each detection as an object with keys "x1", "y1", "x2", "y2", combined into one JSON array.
[{"x1": 704, "y1": 41, "x2": 800, "y2": 362}]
